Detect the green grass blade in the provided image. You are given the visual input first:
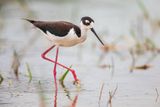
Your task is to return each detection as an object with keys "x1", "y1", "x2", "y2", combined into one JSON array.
[
  {"x1": 26, "y1": 63, "x2": 32, "y2": 83},
  {"x1": 59, "y1": 65, "x2": 72, "y2": 83}
]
